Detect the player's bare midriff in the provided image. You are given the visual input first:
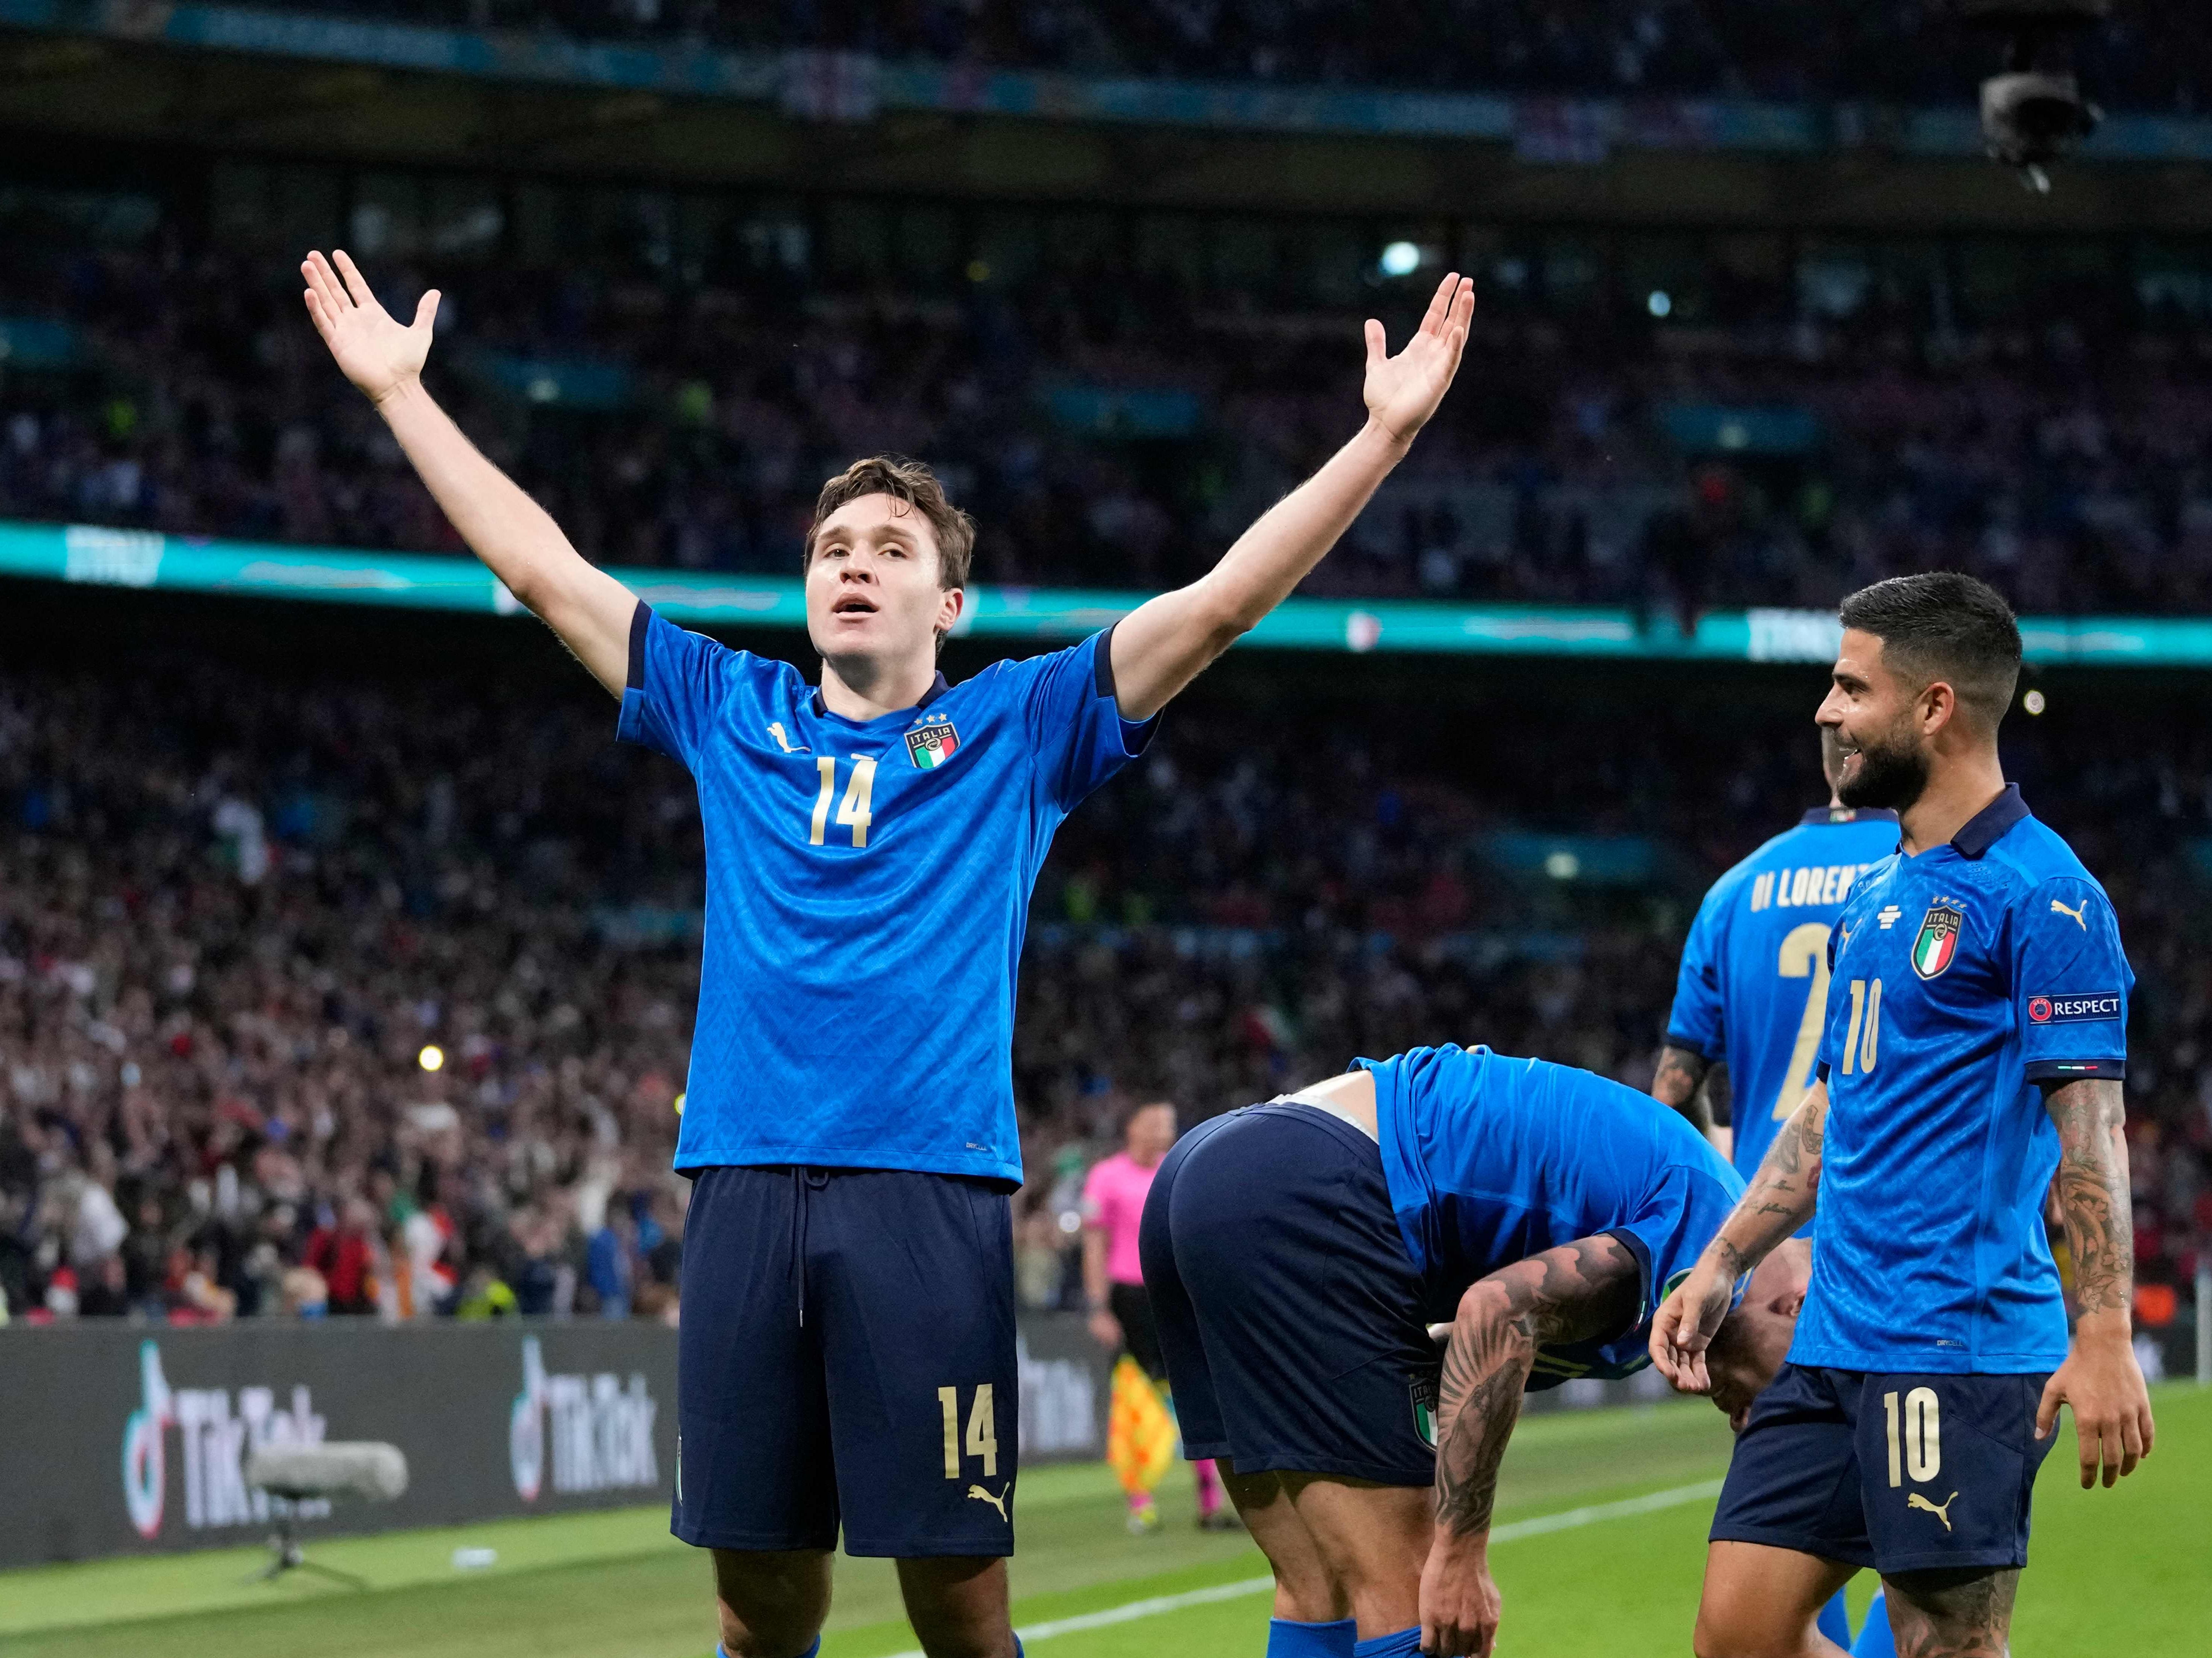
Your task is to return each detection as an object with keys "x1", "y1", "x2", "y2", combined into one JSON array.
[{"x1": 1280, "y1": 1069, "x2": 1379, "y2": 1142}]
